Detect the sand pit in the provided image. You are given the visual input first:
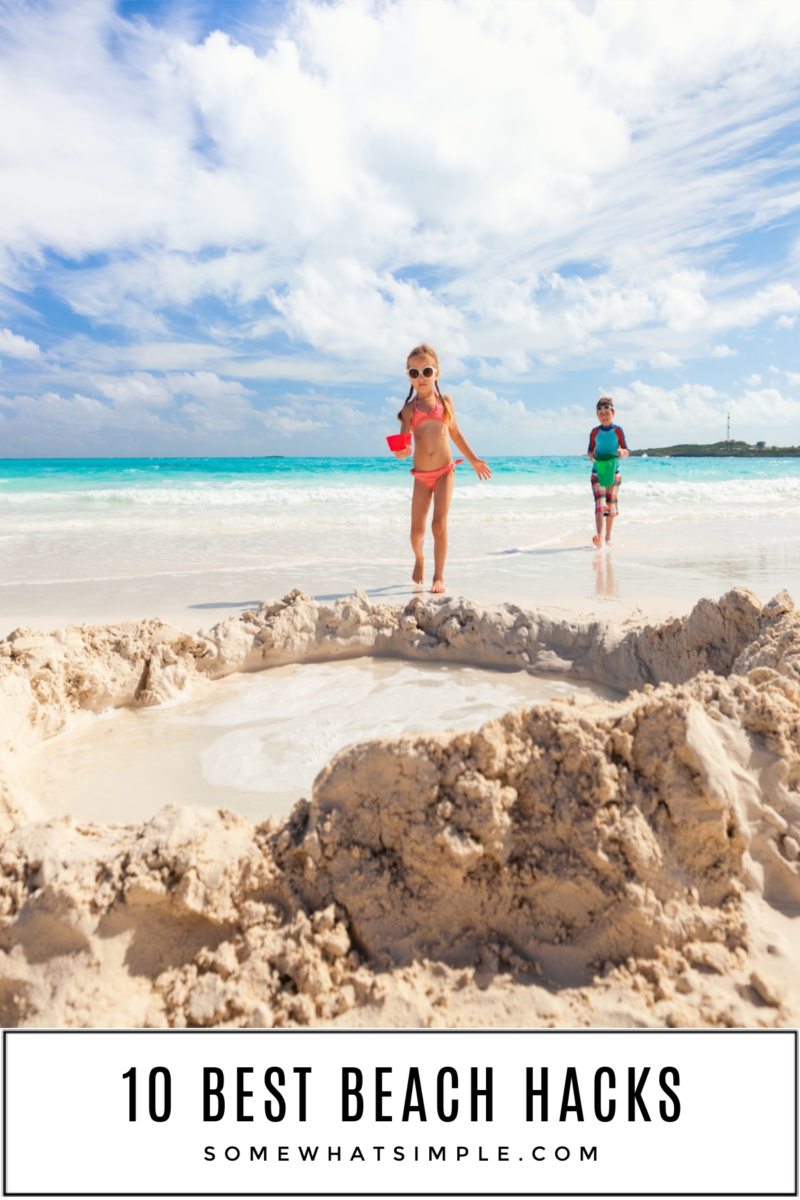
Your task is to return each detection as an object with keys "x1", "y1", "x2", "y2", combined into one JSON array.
[
  {"x1": 1, "y1": 587, "x2": 799, "y2": 1029},
  {"x1": 18, "y1": 660, "x2": 611, "y2": 826}
]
